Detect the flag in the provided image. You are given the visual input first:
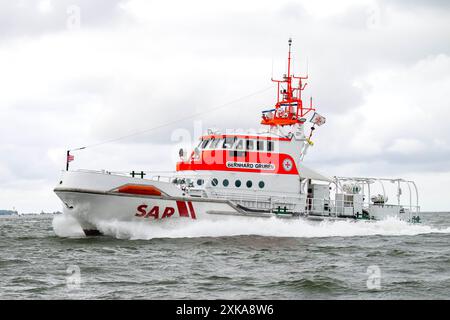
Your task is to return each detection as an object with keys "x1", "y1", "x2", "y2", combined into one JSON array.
[
  {"x1": 67, "y1": 154, "x2": 75, "y2": 162},
  {"x1": 310, "y1": 112, "x2": 326, "y2": 126}
]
